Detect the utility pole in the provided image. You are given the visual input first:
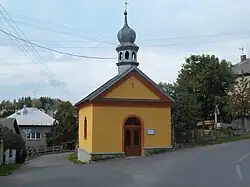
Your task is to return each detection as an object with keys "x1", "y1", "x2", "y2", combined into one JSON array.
[
  {"x1": 34, "y1": 89, "x2": 37, "y2": 99},
  {"x1": 32, "y1": 89, "x2": 37, "y2": 108}
]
